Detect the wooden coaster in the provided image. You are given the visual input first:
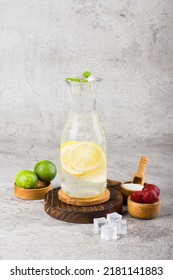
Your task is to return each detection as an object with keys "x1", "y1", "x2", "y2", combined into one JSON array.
[
  {"x1": 44, "y1": 180, "x2": 123, "y2": 224},
  {"x1": 58, "y1": 188, "x2": 110, "y2": 206}
]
